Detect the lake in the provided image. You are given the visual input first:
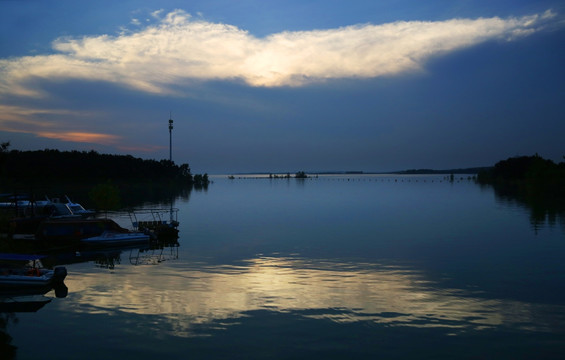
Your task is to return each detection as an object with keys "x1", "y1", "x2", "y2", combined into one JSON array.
[{"x1": 3, "y1": 174, "x2": 565, "y2": 359}]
